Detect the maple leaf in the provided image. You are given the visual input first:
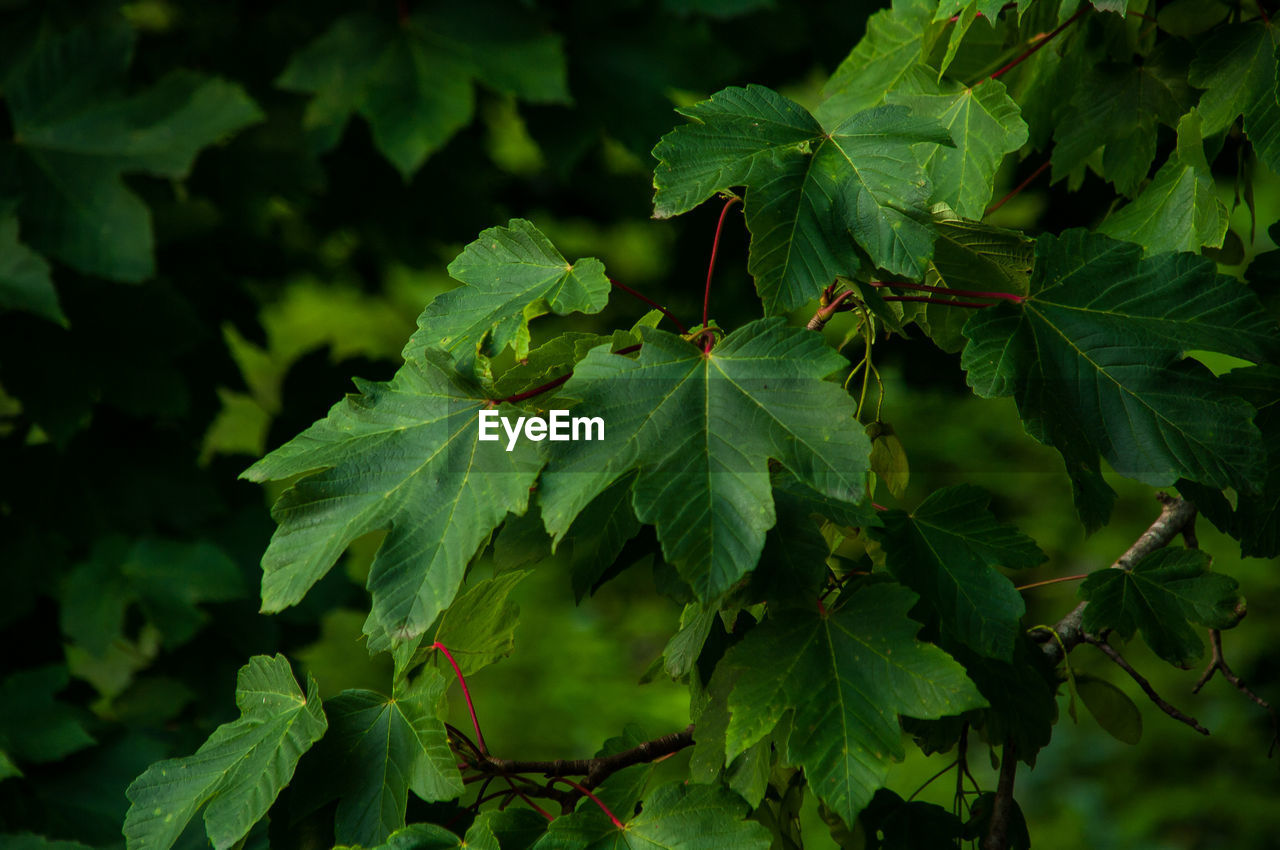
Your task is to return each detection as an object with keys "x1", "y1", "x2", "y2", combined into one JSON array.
[
  {"x1": 1099, "y1": 110, "x2": 1229, "y2": 255},
  {"x1": 0, "y1": 20, "x2": 261, "y2": 282},
  {"x1": 539, "y1": 319, "x2": 870, "y2": 601},
  {"x1": 1080, "y1": 549, "x2": 1243, "y2": 667},
  {"x1": 721, "y1": 582, "x2": 986, "y2": 825},
  {"x1": 870, "y1": 484, "x2": 1046, "y2": 660},
  {"x1": 888, "y1": 68, "x2": 1029, "y2": 220},
  {"x1": 298, "y1": 668, "x2": 463, "y2": 847},
  {"x1": 961, "y1": 229, "x2": 1280, "y2": 530},
  {"x1": 1189, "y1": 21, "x2": 1280, "y2": 173},
  {"x1": 277, "y1": 5, "x2": 567, "y2": 179},
  {"x1": 652, "y1": 85, "x2": 953, "y2": 314},
  {"x1": 242, "y1": 351, "x2": 542, "y2": 644},
  {"x1": 403, "y1": 219, "x2": 612, "y2": 376},
  {"x1": 123, "y1": 655, "x2": 327, "y2": 850}
]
